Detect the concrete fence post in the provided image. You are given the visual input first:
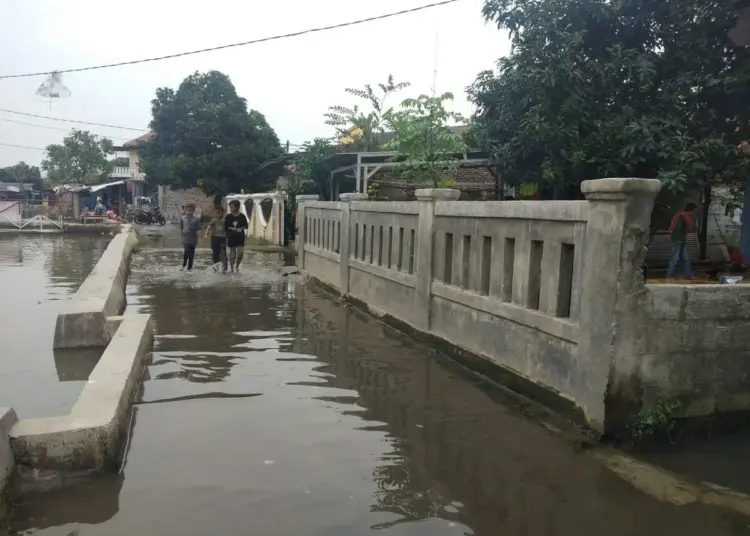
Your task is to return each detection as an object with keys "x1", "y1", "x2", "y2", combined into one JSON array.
[
  {"x1": 415, "y1": 188, "x2": 461, "y2": 331},
  {"x1": 339, "y1": 193, "x2": 369, "y2": 294},
  {"x1": 295, "y1": 195, "x2": 319, "y2": 270},
  {"x1": 577, "y1": 178, "x2": 661, "y2": 433}
]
